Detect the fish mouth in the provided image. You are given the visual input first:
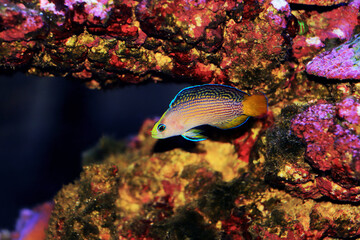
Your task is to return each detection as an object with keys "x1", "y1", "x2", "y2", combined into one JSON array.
[
  {"x1": 151, "y1": 134, "x2": 162, "y2": 139},
  {"x1": 151, "y1": 128, "x2": 159, "y2": 139}
]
